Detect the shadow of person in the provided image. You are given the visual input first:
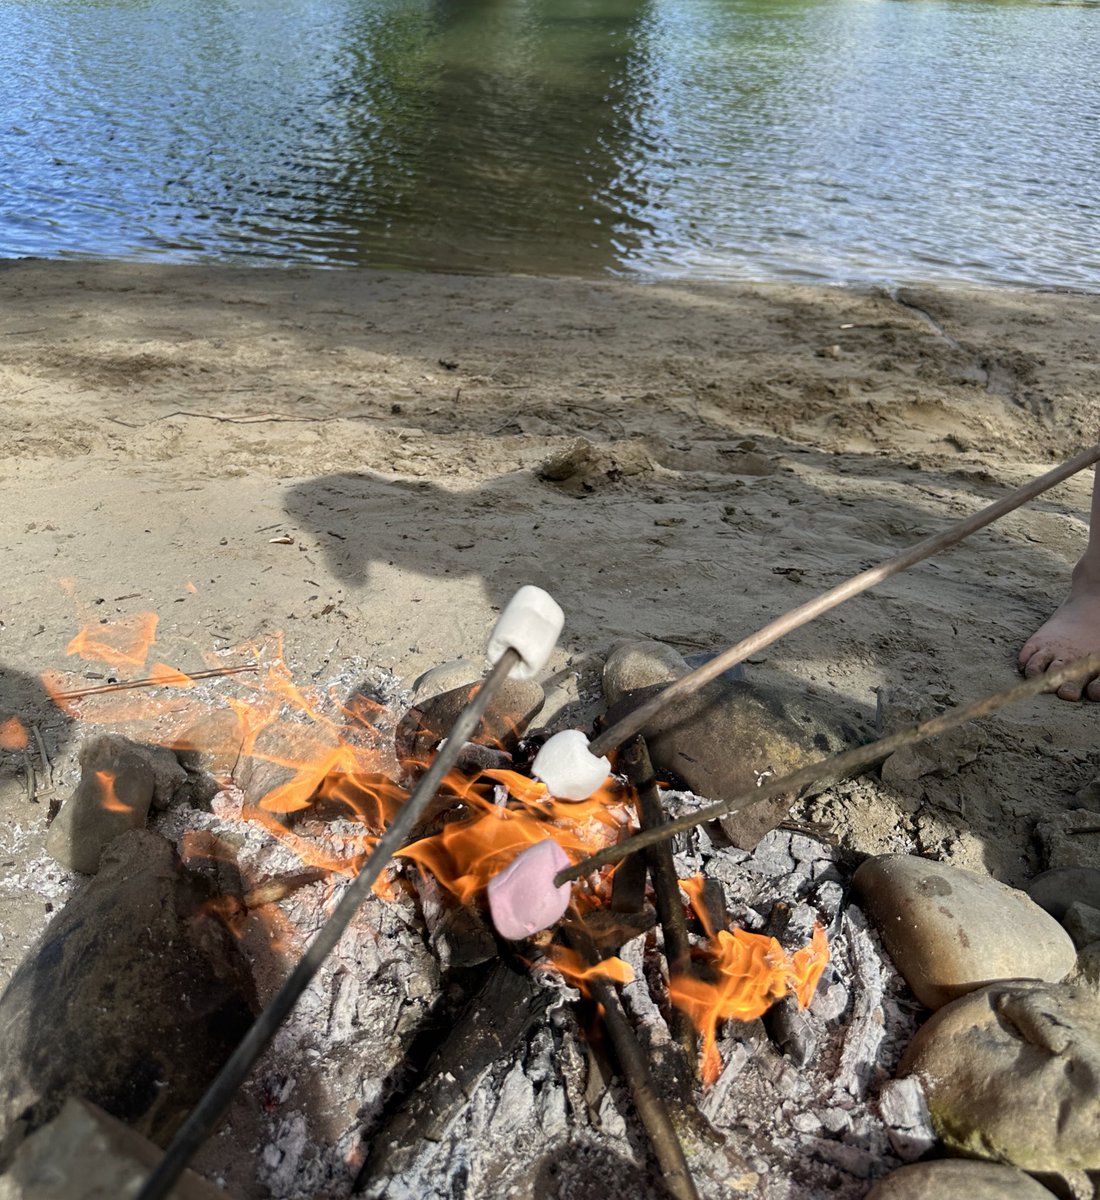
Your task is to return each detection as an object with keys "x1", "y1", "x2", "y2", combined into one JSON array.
[{"x1": 282, "y1": 468, "x2": 552, "y2": 603}]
